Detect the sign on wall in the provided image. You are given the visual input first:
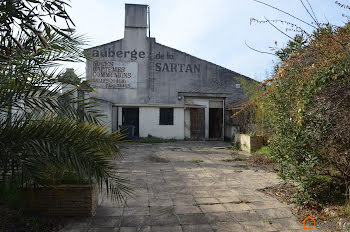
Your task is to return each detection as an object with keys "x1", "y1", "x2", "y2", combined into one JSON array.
[{"x1": 91, "y1": 61, "x2": 138, "y2": 89}]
